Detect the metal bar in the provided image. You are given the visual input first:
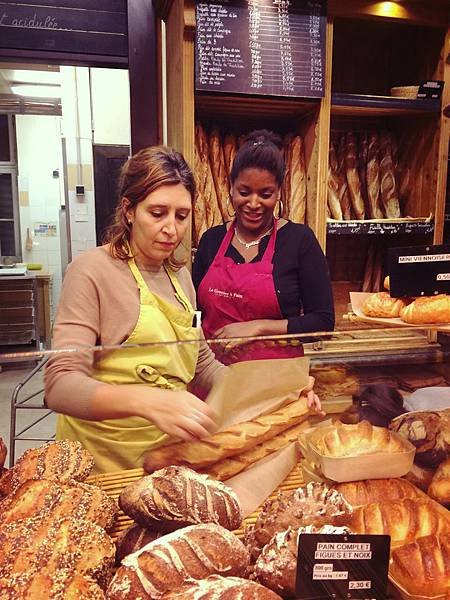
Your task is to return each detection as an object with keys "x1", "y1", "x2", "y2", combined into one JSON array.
[{"x1": 14, "y1": 411, "x2": 53, "y2": 438}]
